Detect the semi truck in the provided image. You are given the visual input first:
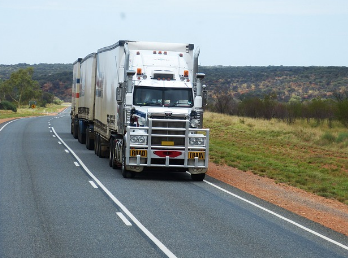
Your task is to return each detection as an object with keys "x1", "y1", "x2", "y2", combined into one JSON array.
[{"x1": 71, "y1": 40, "x2": 209, "y2": 180}]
